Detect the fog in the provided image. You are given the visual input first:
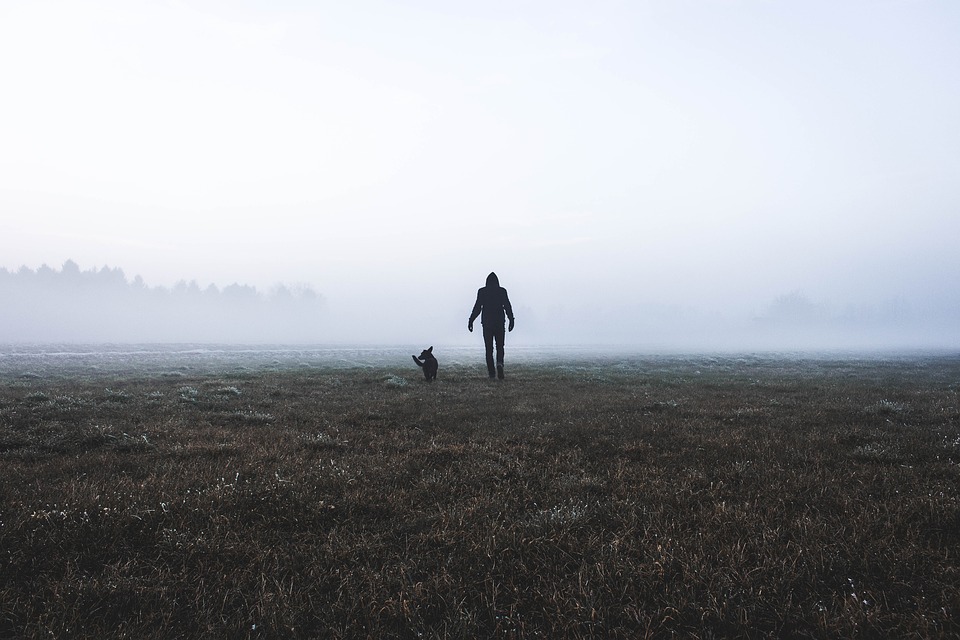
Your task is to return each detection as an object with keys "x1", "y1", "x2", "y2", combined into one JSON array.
[
  {"x1": 2, "y1": 2, "x2": 958, "y2": 351},
  {"x1": 3, "y1": 260, "x2": 956, "y2": 352}
]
